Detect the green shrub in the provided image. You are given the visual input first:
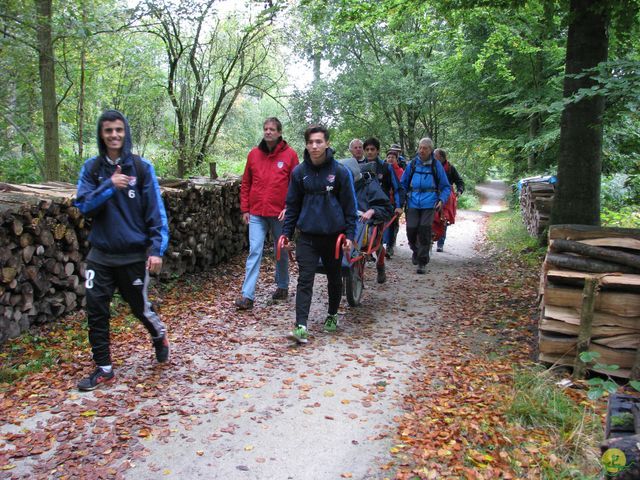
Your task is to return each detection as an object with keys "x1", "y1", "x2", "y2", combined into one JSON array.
[{"x1": 601, "y1": 206, "x2": 640, "y2": 228}]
